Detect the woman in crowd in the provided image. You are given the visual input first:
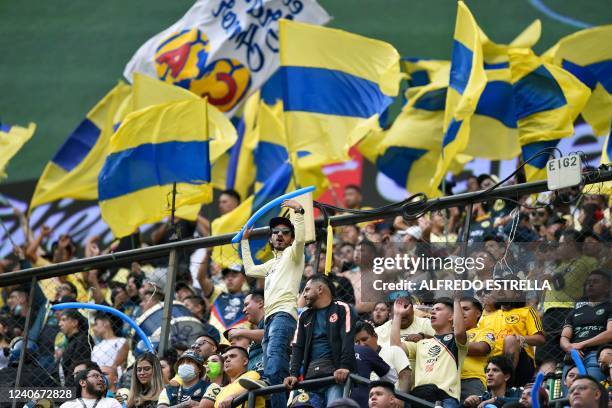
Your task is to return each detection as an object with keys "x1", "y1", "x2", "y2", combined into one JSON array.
[
  {"x1": 199, "y1": 353, "x2": 229, "y2": 408},
  {"x1": 127, "y1": 352, "x2": 165, "y2": 408},
  {"x1": 159, "y1": 350, "x2": 178, "y2": 385}
]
